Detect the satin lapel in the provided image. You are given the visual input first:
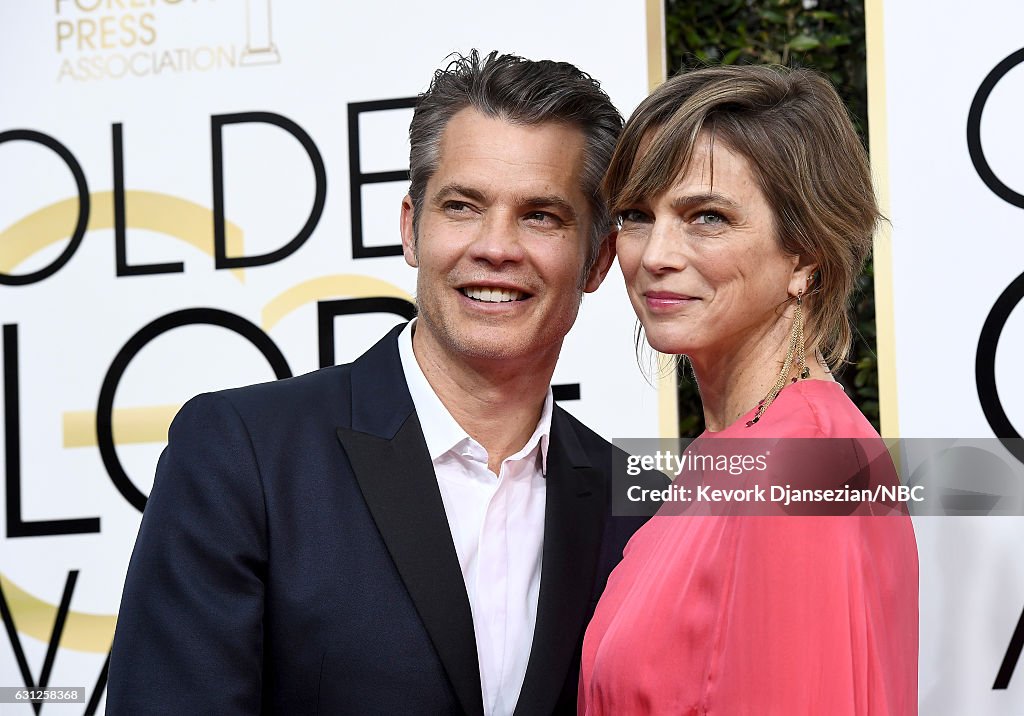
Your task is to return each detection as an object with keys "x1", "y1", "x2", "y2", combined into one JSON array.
[
  {"x1": 337, "y1": 416, "x2": 483, "y2": 716},
  {"x1": 514, "y1": 409, "x2": 608, "y2": 716},
  {"x1": 336, "y1": 327, "x2": 483, "y2": 716}
]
